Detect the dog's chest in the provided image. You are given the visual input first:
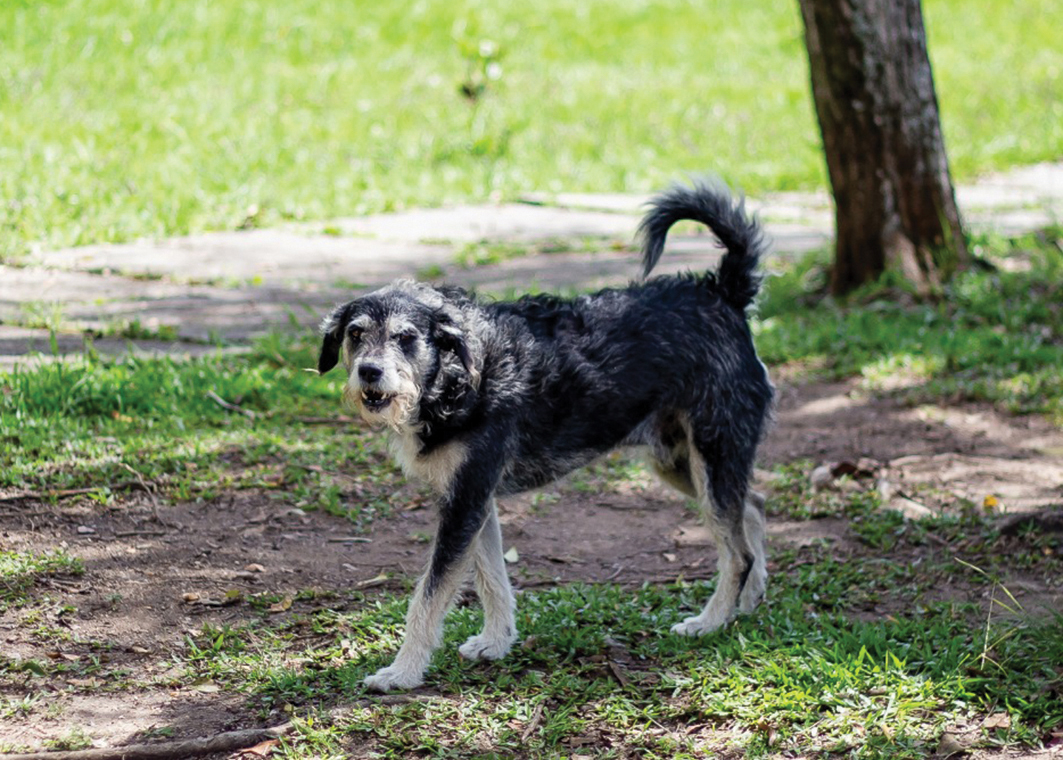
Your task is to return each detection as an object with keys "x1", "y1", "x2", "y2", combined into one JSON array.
[{"x1": 390, "y1": 433, "x2": 466, "y2": 493}]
